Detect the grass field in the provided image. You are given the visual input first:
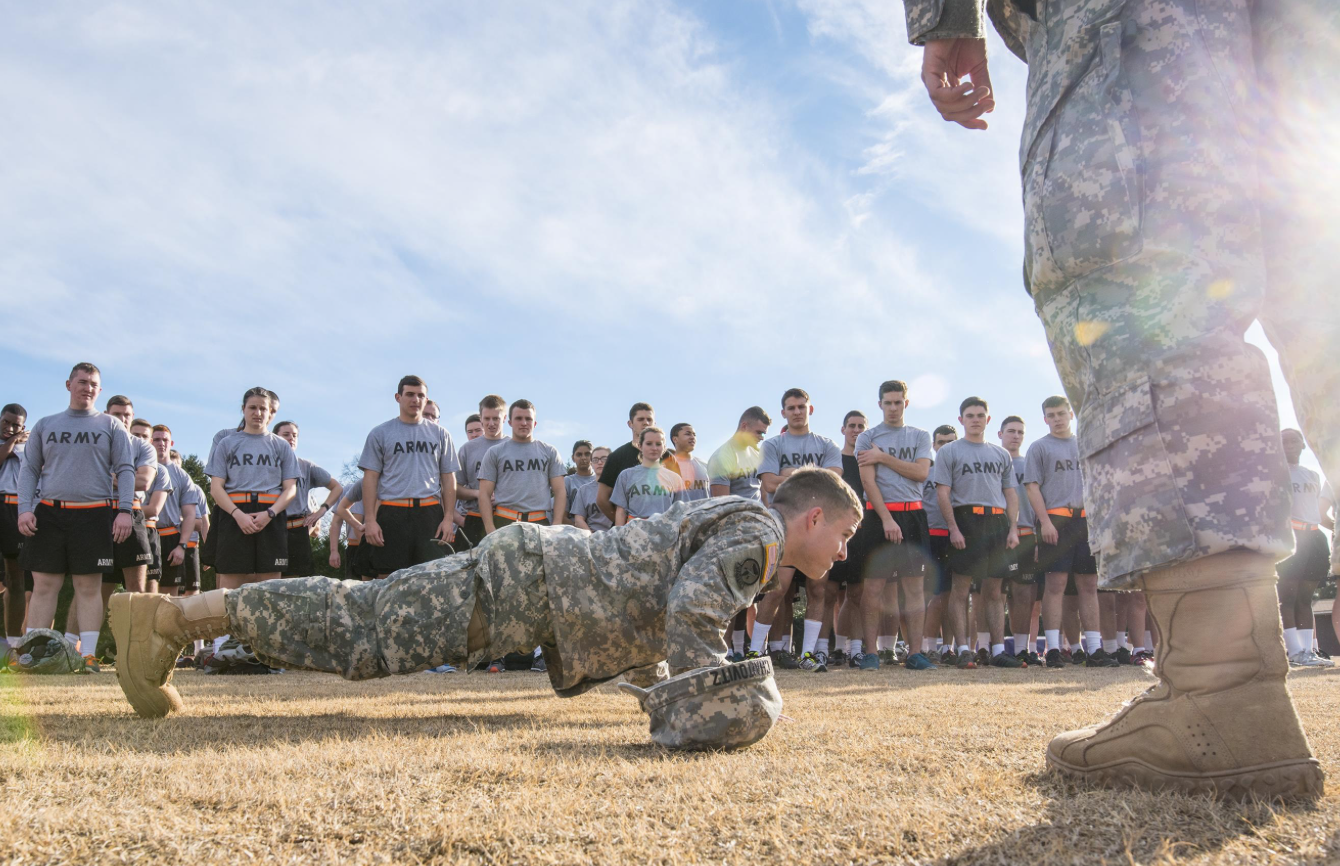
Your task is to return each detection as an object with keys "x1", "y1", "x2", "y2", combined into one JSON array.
[{"x1": 2, "y1": 663, "x2": 1337, "y2": 865}]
